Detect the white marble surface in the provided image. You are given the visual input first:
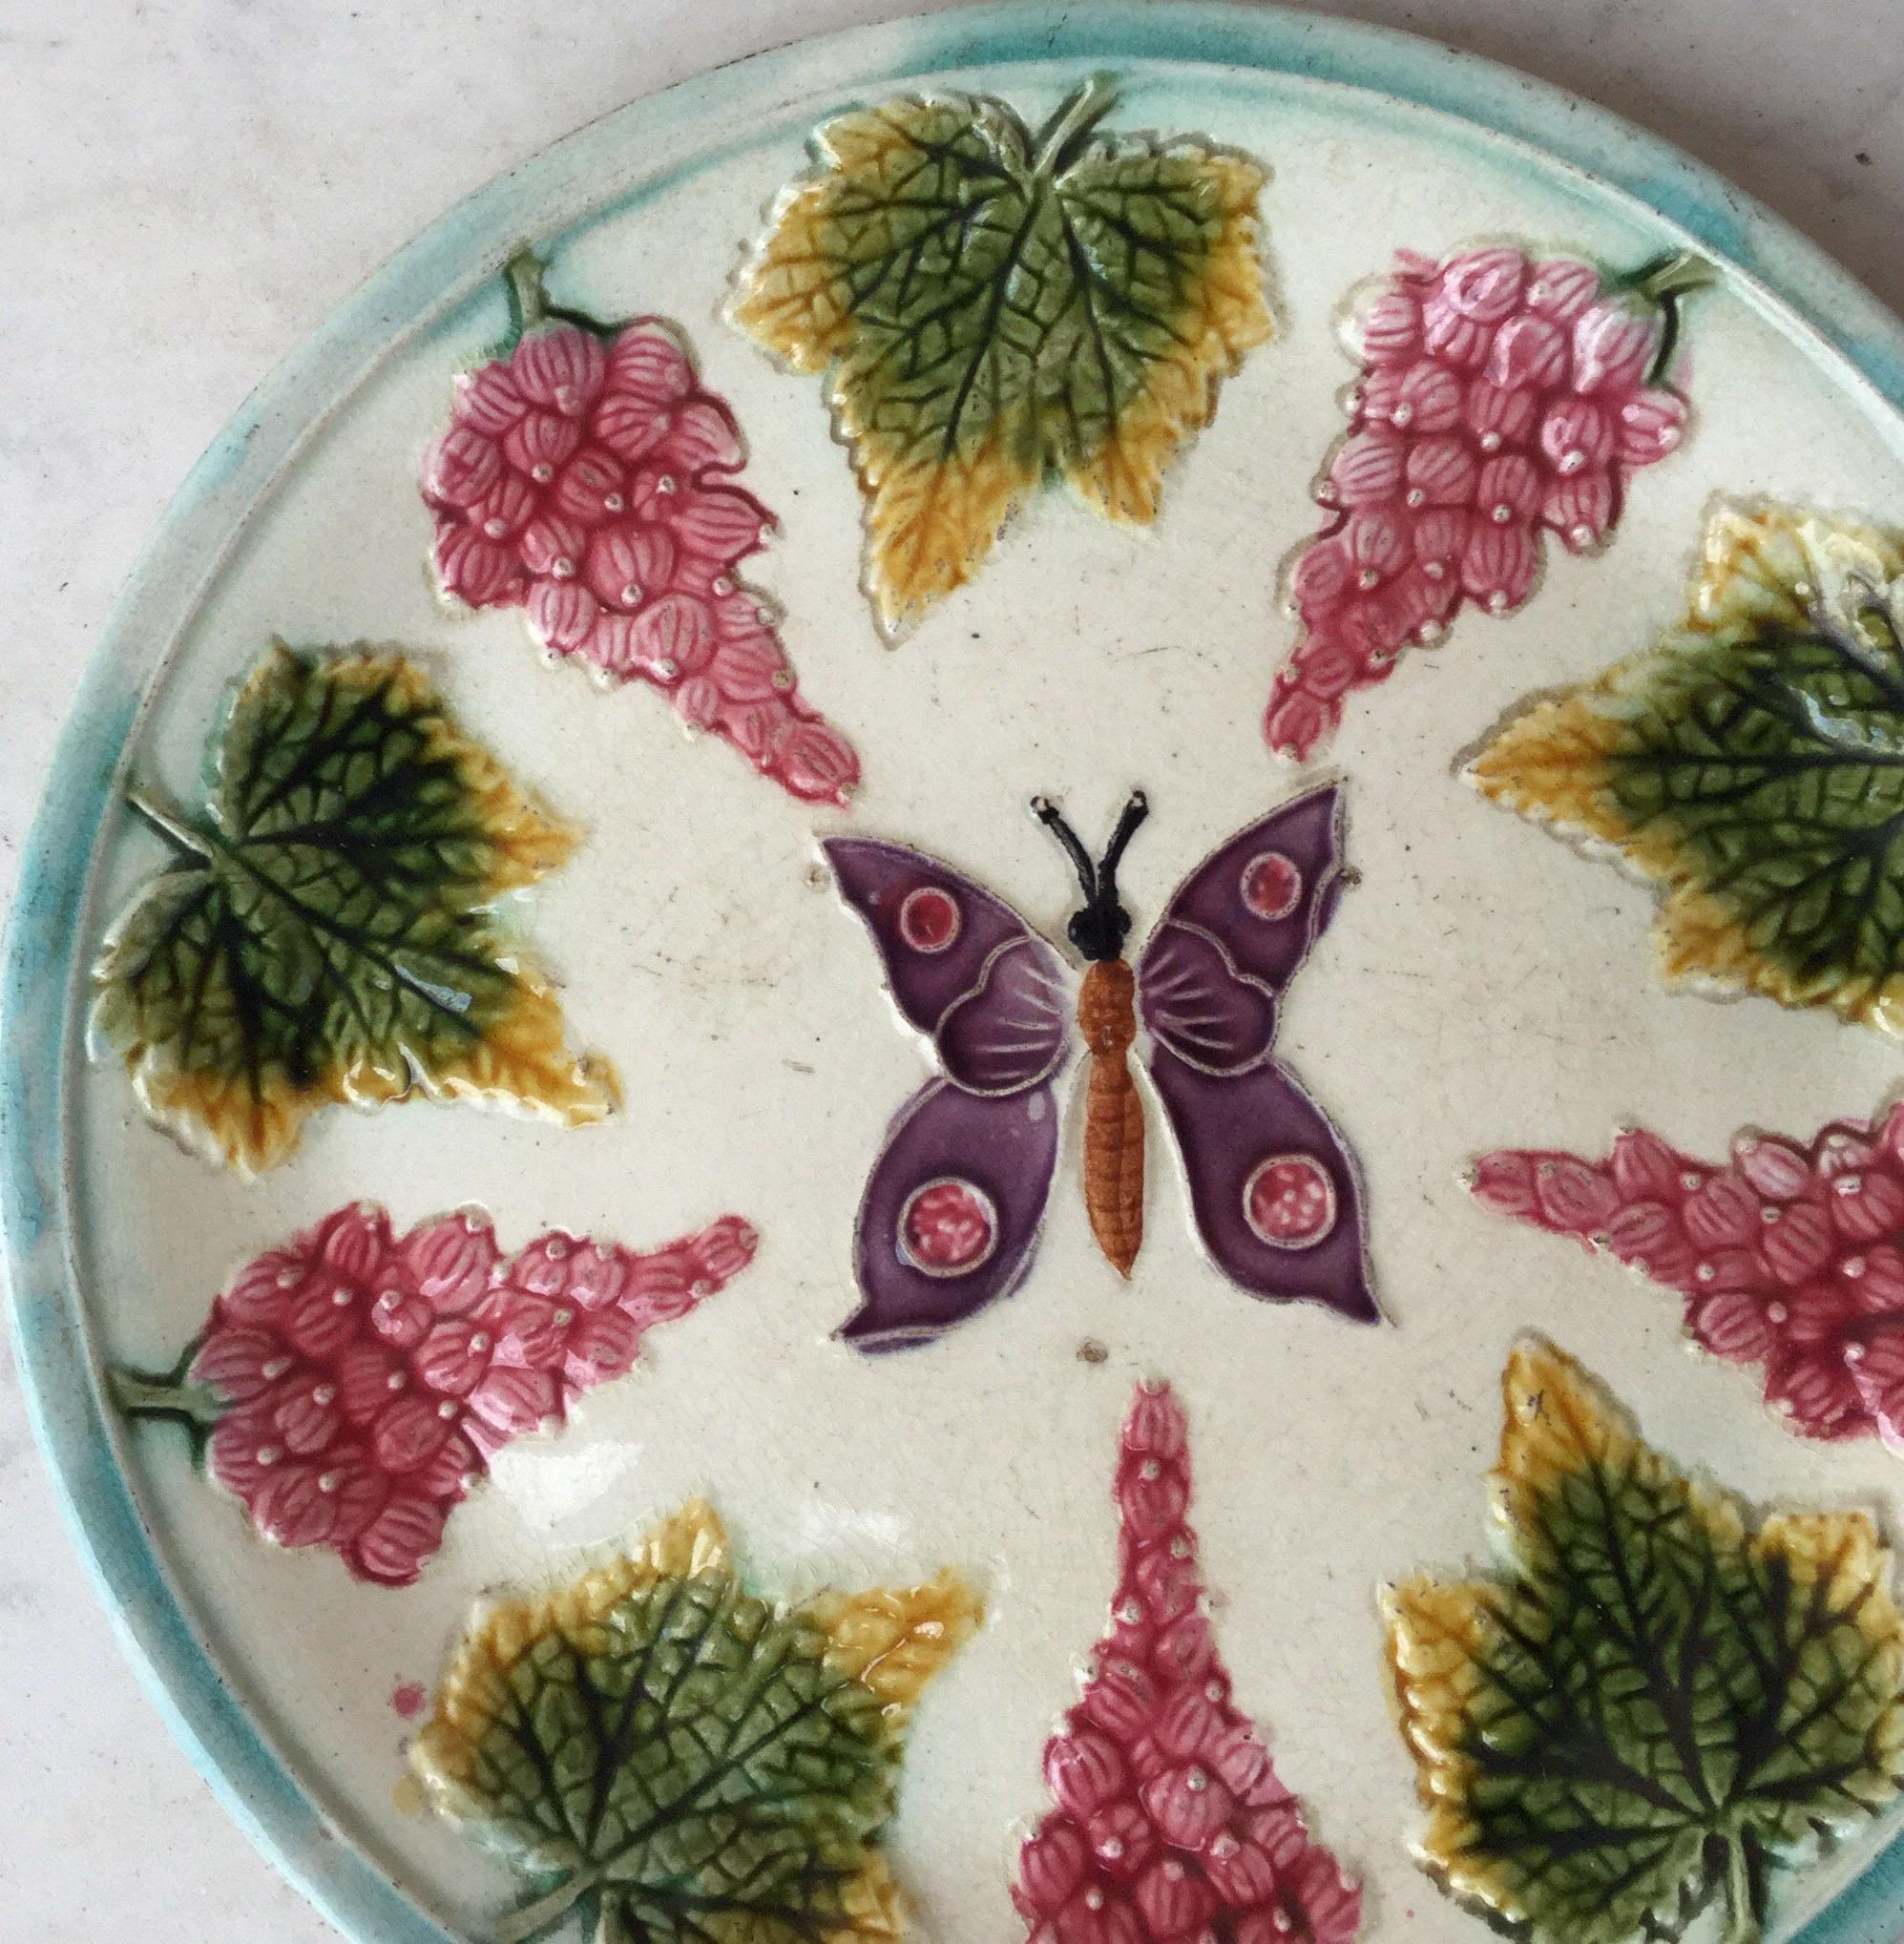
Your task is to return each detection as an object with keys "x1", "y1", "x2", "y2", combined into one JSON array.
[{"x1": 4, "y1": 2, "x2": 1904, "y2": 1938}]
